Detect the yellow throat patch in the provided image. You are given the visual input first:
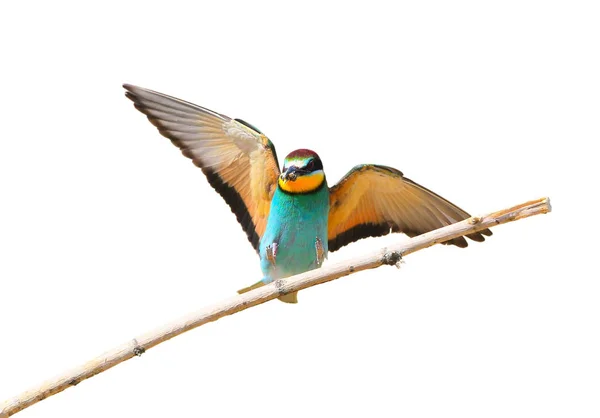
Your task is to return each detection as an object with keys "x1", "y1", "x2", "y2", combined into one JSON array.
[{"x1": 278, "y1": 171, "x2": 325, "y2": 193}]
